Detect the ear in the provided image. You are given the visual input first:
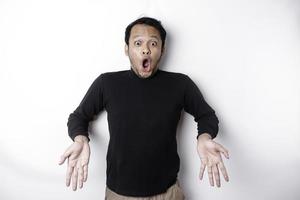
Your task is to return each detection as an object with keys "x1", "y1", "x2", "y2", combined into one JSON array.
[
  {"x1": 161, "y1": 45, "x2": 166, "y2": 56},
  {"x1": 125, "y1": 44, "x2": 129, "y2": 56}
]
